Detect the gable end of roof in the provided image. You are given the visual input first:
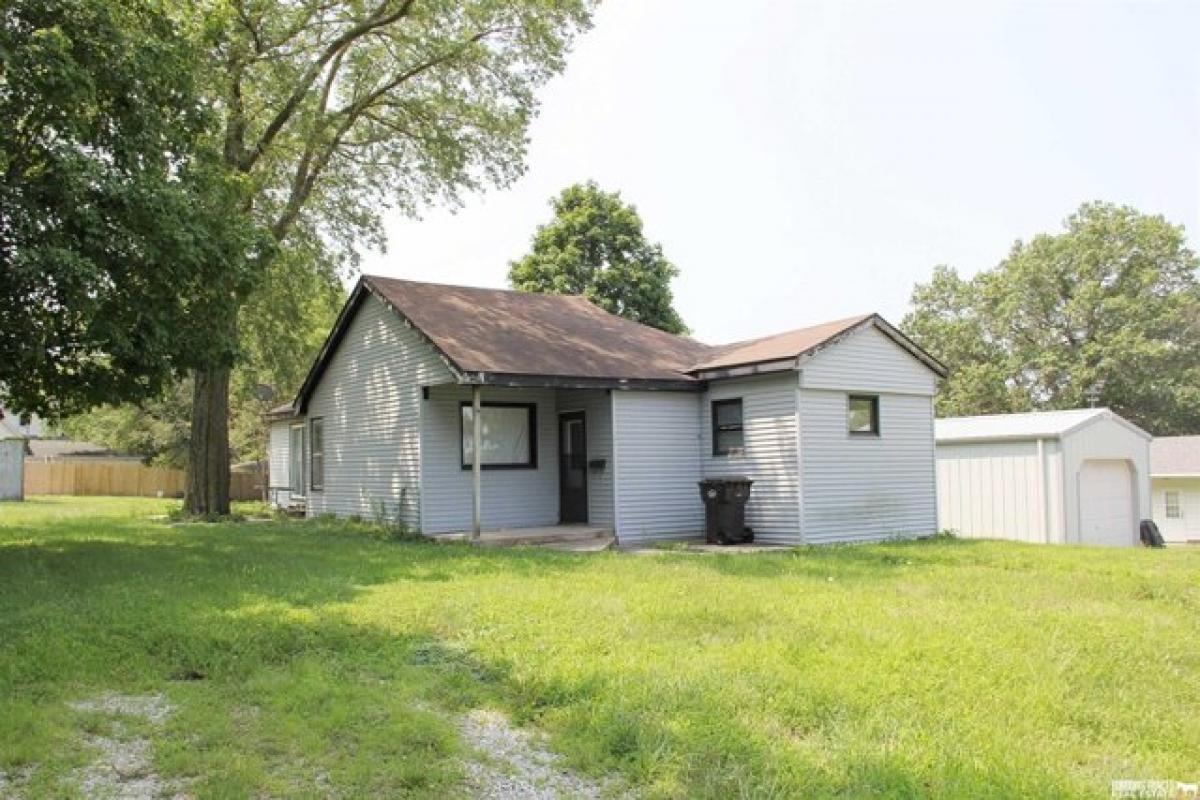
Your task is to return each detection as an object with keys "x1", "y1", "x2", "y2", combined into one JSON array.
[{"x1": 293, "y1": 278, "x2": 467, "y2": 413}]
